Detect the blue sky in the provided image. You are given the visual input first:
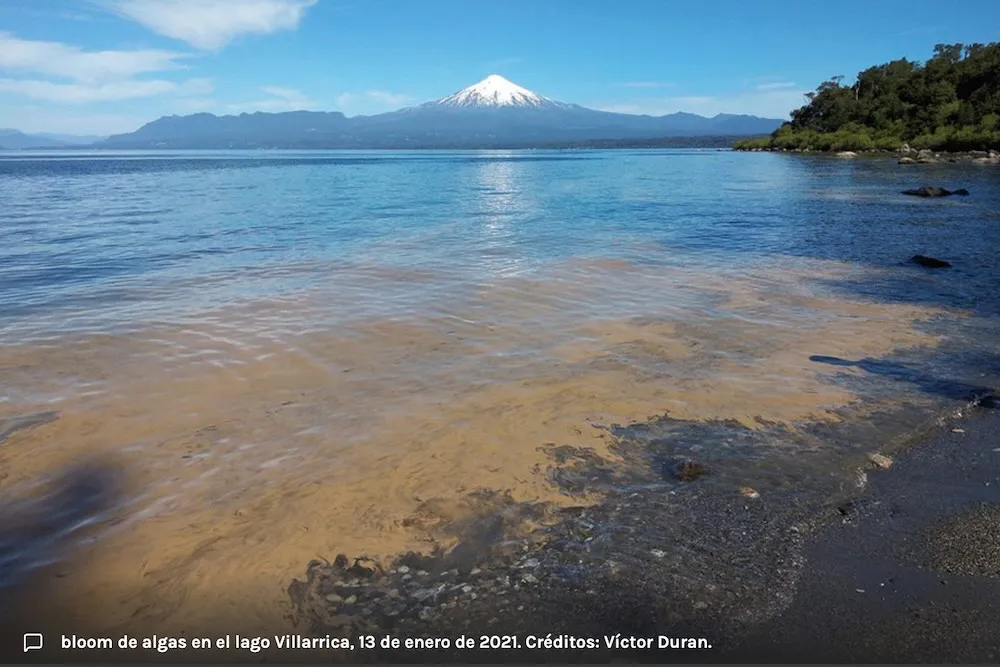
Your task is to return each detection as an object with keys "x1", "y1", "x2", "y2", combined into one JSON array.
[{"x1": 1, "y1": 0, "x2": 998, "y2": 135}]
